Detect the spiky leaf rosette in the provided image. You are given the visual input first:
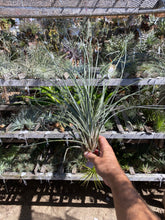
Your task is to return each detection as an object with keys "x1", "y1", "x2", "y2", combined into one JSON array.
[
  {"x1": 53, "y1": 41, "x2": 129, "y2": 152},
  {"x1": 55, "y1": 67, "x2": 119, "y2": 152}
]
